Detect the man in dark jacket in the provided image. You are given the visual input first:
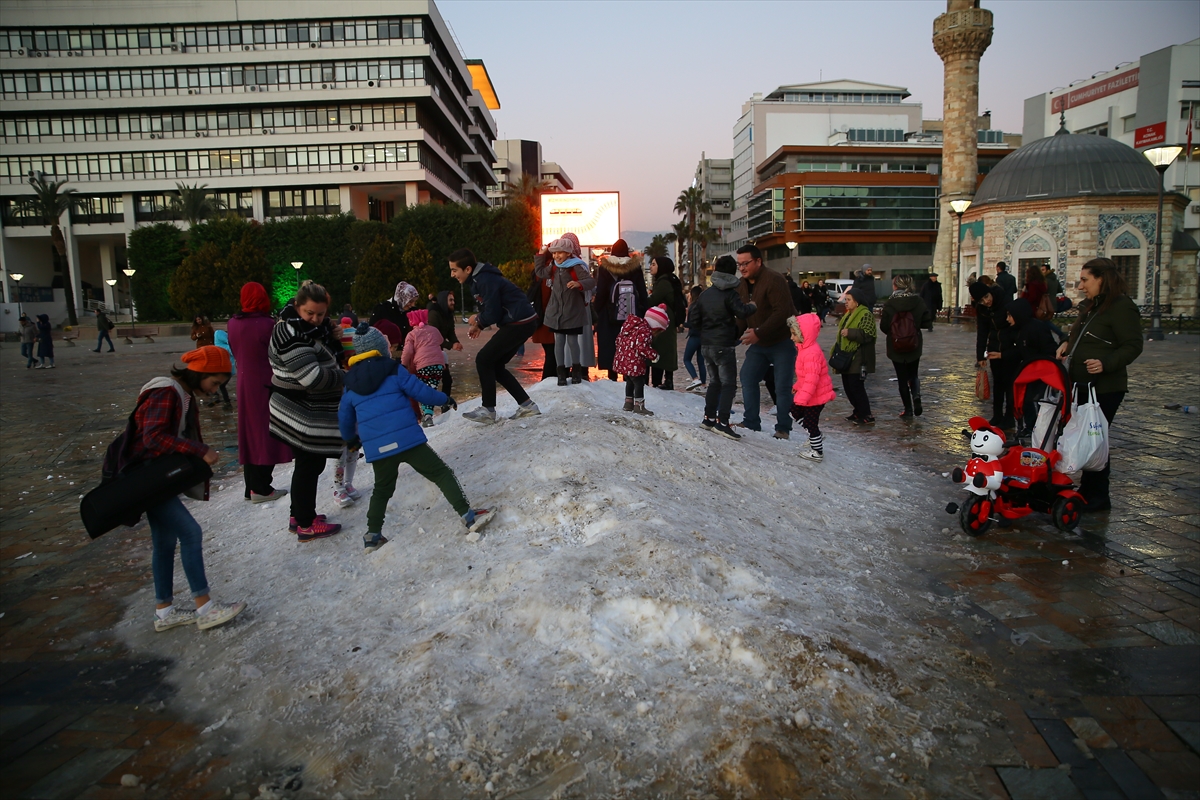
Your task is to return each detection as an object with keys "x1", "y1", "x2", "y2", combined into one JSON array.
[
  {"x1": 919, "y1": 273, "x2": 944, "y2": 317},
  {"x1": 368, "y1": 282, "x2": 416, "y2": 350},
  {"x1": 692, "y1": 255, "x2": 756, "y2": 438},
  {"x1": 93, "y1": 309, "x2": 115, "y2": 353},
  {"x1": 852, "y1": 265, "x2": 877, "y2": 308},
  {"x1": 970, "y1": 282, "x2": 1015, "y2": 428},
  {"x1": 735, "y1": 245, "x2": 797, "y2": 438},
  {"x1": 994, "y1": 262, "x2": 1017, "y2": 303},
  {"x1": 449, "y1": 248, "x2": 541, "y2": 423}
]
